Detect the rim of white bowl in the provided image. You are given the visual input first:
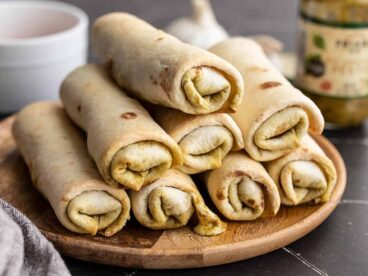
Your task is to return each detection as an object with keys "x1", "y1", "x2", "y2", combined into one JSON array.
[{"x1": 0, "y1": 1, "x2": 89, "y2": 46}]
